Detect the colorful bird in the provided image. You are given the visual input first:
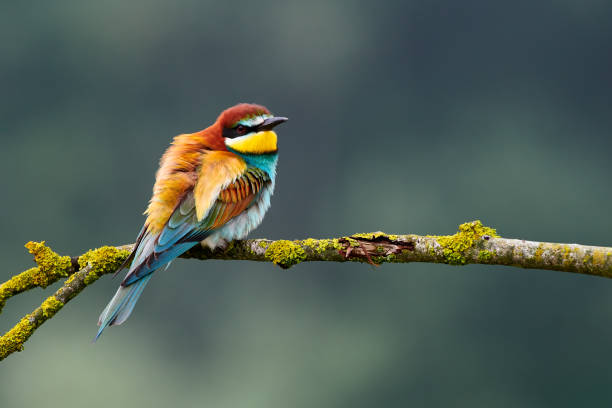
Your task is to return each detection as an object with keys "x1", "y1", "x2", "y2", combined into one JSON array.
[{"x1": 96, "y1": 103, "x2": 287, "y2": 340}]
